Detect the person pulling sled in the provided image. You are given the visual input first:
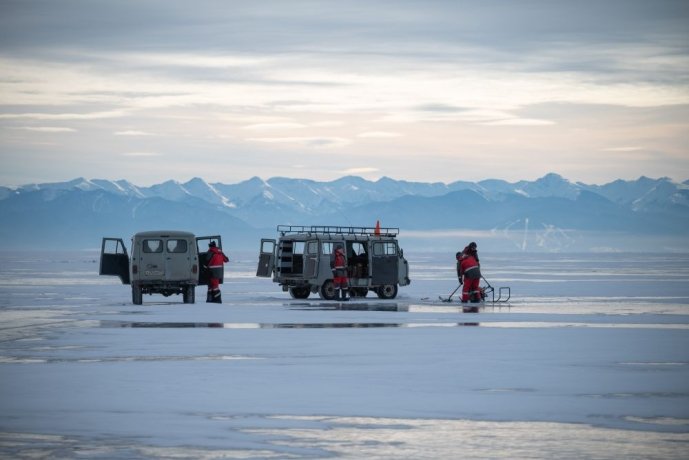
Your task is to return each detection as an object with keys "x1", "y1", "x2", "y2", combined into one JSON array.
[{"x1": 458, "y1": 242, "x2": 482, "y2": 303}]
